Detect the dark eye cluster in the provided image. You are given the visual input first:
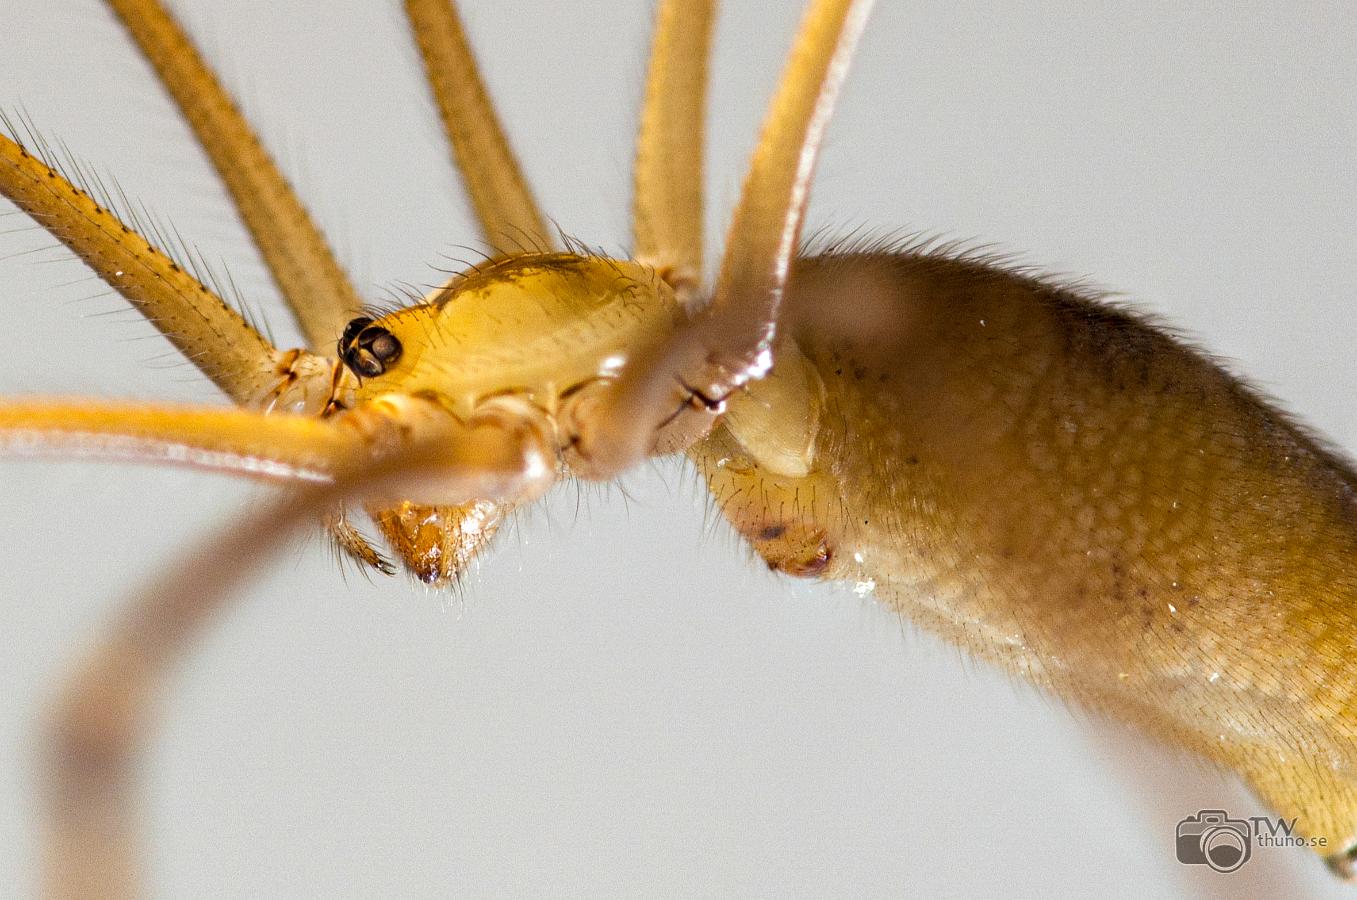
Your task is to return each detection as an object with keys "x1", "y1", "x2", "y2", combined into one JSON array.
[{"x1": 338, "y1": 316, "x2": 403, "y2": 378}]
